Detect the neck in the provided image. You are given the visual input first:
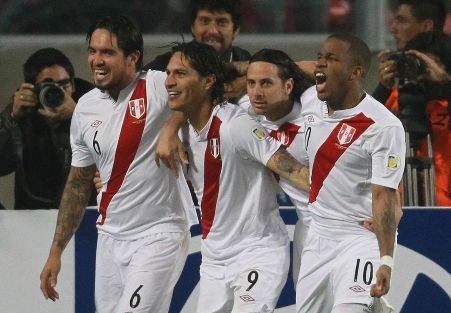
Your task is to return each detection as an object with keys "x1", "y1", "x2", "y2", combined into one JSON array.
[
  {"x1": 266, "y1": 100, "x2": 294, "y2": 121},
  {"x1": 327, "y1": 90, "x2": 365, "y2": 115},
  {"x1": 187, "y1": 100, "x2": 215, "y2": 133}
]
